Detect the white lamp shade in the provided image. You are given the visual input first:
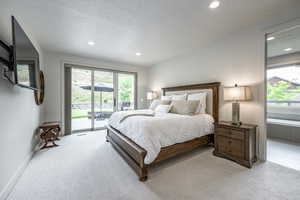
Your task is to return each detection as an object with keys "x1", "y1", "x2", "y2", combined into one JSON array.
[
  {"x1": 147, "y1": 92, "x2": 157, "y2": 100},
  {"x1": 223, "y1": 86, "x2": 252, "y2": 101}
]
